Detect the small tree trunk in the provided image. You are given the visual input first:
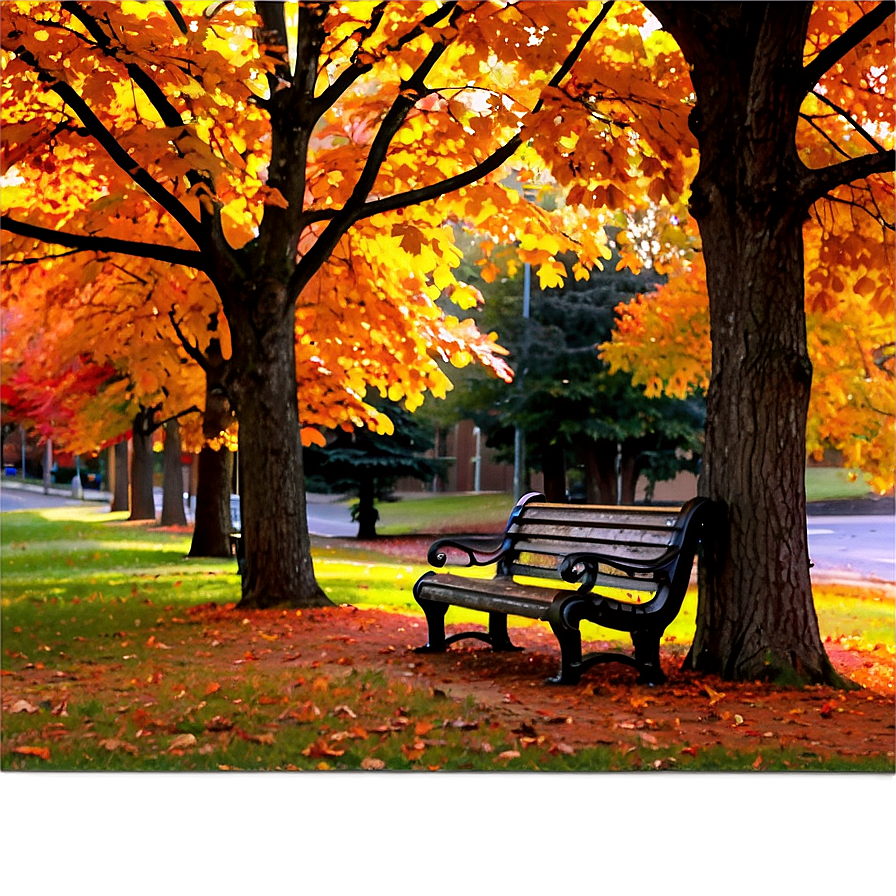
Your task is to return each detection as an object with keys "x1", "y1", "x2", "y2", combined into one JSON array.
[
  {"x1": 189, "y1": 445, "x2": 233, "y2": 557},
  {"x1": 160, "y1": 419, "x2": 187, "y2": 526},
  {"x1": 129, "y1": 408, "x2": 157, "y2": 521},
  {"x1": 582, "y1": 439, "x2": 618, "y2": 504},
  {"x1": 355, "y1": 474, "x2": 378, "y2": 539},
  {"x1": 111, "y1": 440, "x2": 129, "y2": 512},
  {"x1": 541, "y1": 443, "x2": 567, "y2": 503},
  {"x1": 228, "y1": 286, "x2": 330, "y2": 609},
  {"x1": 619, "y1": 440, "x2": 647, "y2": 505}
]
